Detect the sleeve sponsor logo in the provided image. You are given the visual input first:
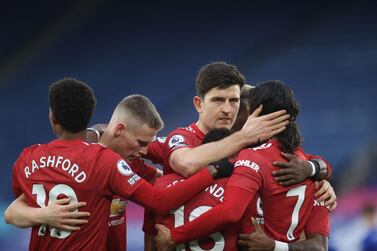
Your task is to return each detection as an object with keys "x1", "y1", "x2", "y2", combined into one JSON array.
[
  {"x1": 117, "y1": 159, "x2": 134, "y2": 176},
  {"x1": 234, "y1": 159, "x2": 260, "y2": 172},
  {"x1": 168, "y1": 134, "x2": 187, "y2": 148},
  {"x1": 128, "y1": 174, "x2": 141, "y2": 185}
]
